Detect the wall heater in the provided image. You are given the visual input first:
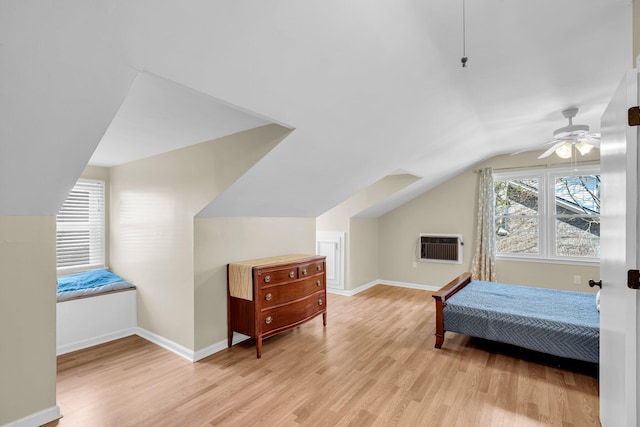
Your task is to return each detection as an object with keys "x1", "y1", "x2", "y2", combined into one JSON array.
[{"x1": 419, "y1": 234, "x2": 463, "y2": 264}]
